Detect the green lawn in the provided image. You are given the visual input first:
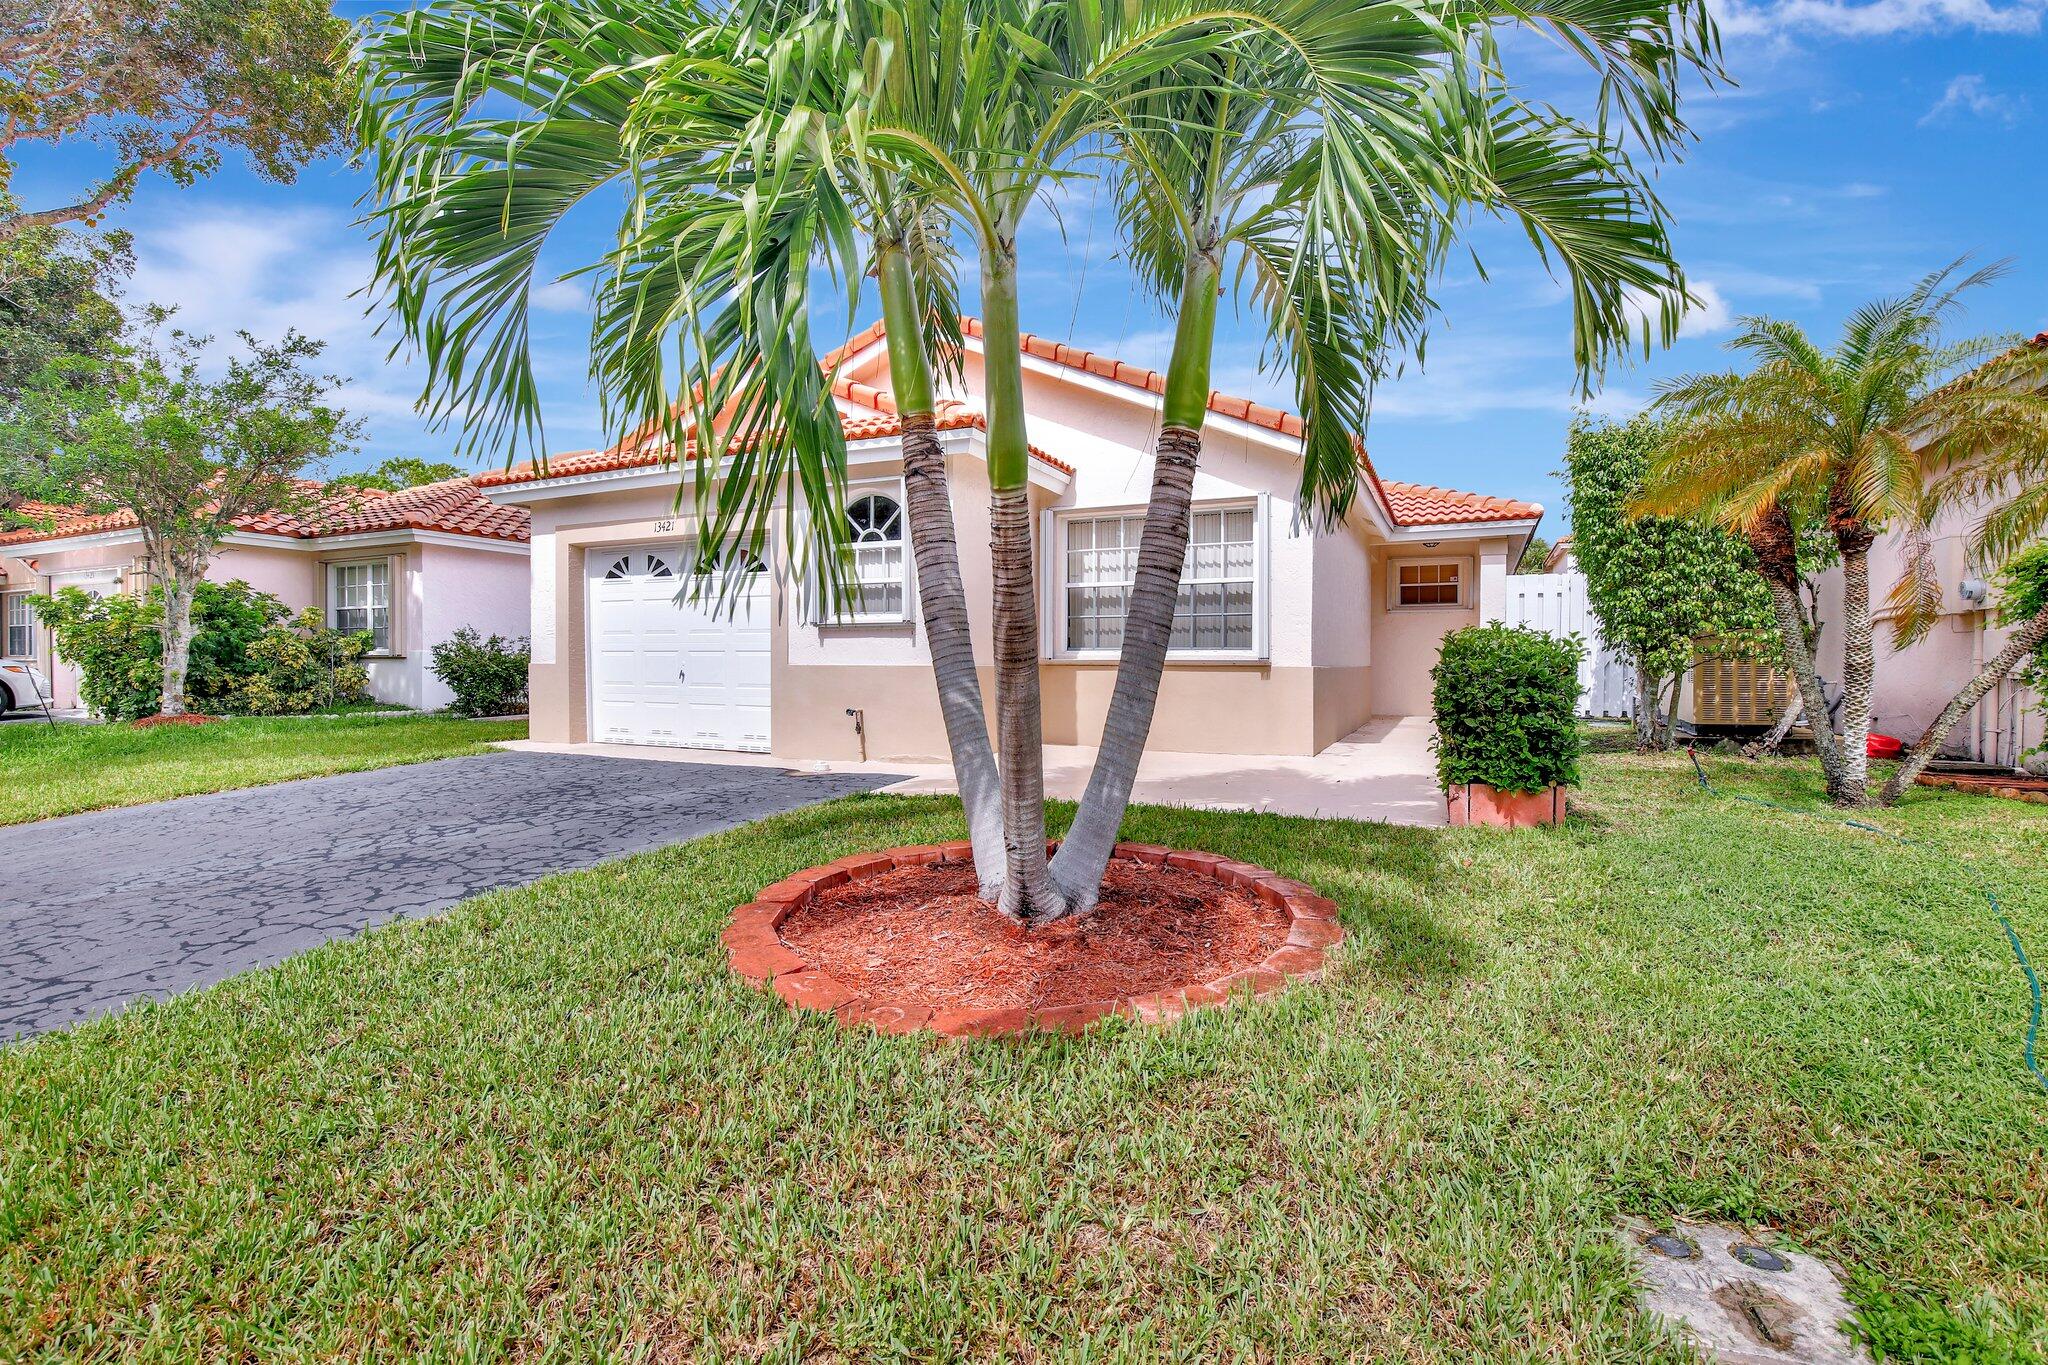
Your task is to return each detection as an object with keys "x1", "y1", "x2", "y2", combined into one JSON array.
[
  {"x1": 2, "y1": 748, "x2": 2045, "y2": 1360},
  {"x1": 0, "y1": 713, "x2": 528, "y2": 825}
]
